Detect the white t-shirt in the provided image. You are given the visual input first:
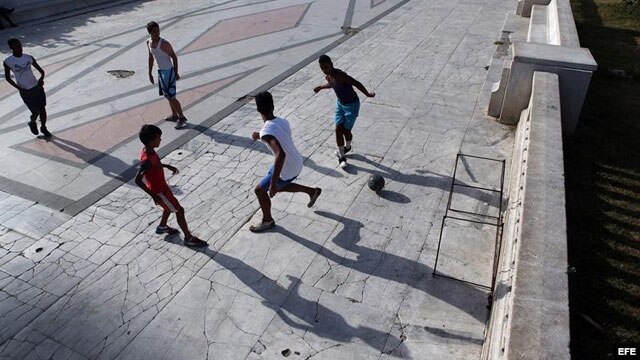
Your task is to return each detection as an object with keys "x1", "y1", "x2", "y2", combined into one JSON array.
[
  {"x1": 147, "y1": 38, "x2": 173, "y2": 71},
  {"x1": 4, "y1": 54, "x2": 38, "y2": 90},
  {"x1": 259, "y1": 117, "x2": 304, "y2": 181}
]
